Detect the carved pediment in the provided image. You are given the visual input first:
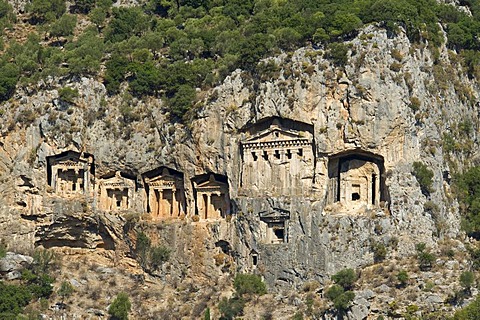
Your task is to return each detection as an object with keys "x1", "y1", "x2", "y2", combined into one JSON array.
[
  {"x1": 48, "y1": 151, "x2": 93, "y2": 169},
  {"x1": 147, "y1": 174, "x2": 182, "y2": 188},
  {"x1": 196, "y1": 180, "x2": 227, "y2": 189},
  {"x1": 100, "y1": 176, "x2": 135, "y2": 189},
  {"x1": 195, "y1": 174, "x2": 228, "y2": 193},
  {"x1": 242, "y1": 127, "x2": 311, "y2": 151},
  {"x1": 259, "y1": 208, "x2": 290, "y2": 222},
  {"x1": 246, "y1": 127, "x2": 303, "y2": 142}
]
